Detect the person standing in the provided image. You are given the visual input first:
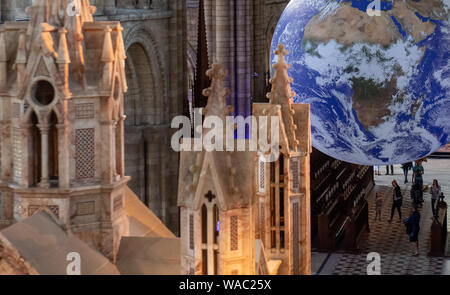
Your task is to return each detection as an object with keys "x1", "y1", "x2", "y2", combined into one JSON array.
[
  {"x1": 404, "y1": 204, "x2": 421, "y2": 256},
  {"x1": 412, "y1": 161, "x2": 424, "y2": 188},
  {"x1": 375, "y1": 192, "x2": 383, "y2": 222},
  {"x1": 429, "y1": 179, "x2": 441, "y2": 217},
  {"x1": 389, "y1": 180, "x2": 403, "y2": 223},
  {"x1": 401, "y1": 162, "x2": 413, "y2": 184},
  {"x1": 386, "y1": 165, "x2": 394, "y2": 175}
]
